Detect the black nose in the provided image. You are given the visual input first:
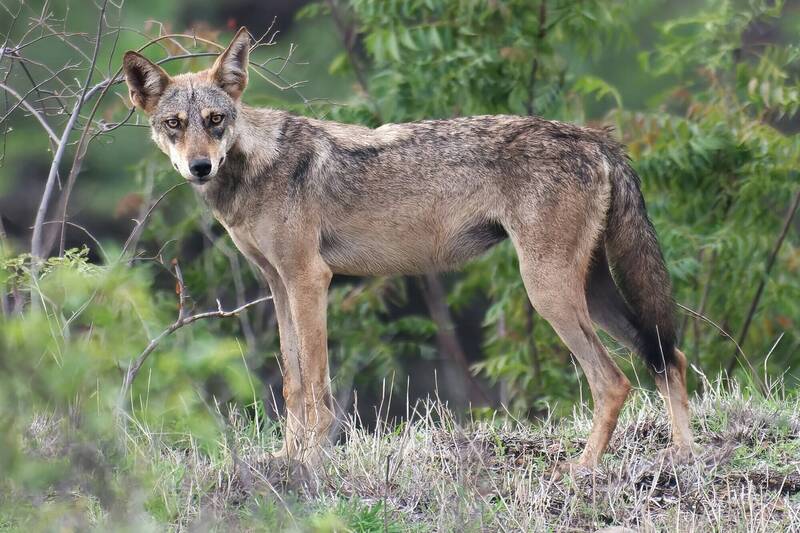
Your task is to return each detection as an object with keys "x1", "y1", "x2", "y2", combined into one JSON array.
[{"x1": 189, "y1": 158, "x2": 212, "y2": 178}]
